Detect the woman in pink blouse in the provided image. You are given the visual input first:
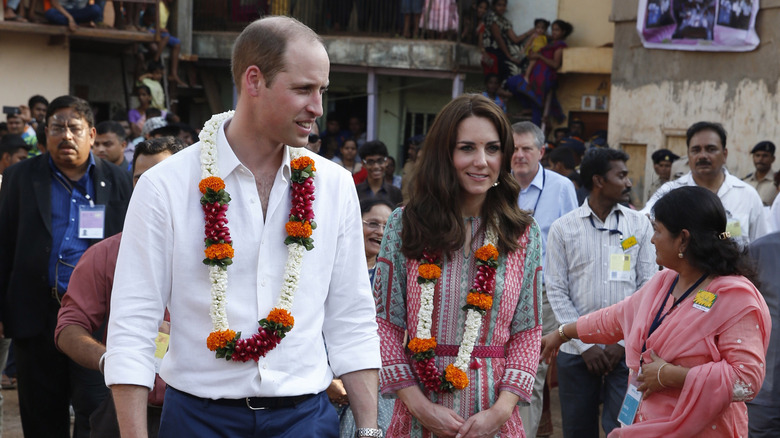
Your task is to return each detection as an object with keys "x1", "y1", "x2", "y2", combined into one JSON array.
[
  {"x1": 374, "y1": 94, "x2": 543, "y2": 437},
  {"x1": 541, "y1": 186, "x2": 771, "y2": 437}
]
